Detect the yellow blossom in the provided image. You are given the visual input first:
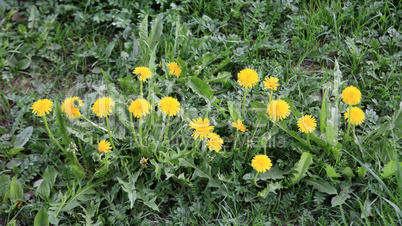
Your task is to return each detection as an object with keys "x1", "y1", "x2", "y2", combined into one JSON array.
[
  {"x1": 263, "y1": 77, "x2": 279, "y2": 91},
  {"x1": 189, "y1": 118, "x2": 214, "y2": 140},
  {"x1": 158, "y1": 97, "x2": 181, "y2": 117},
  {"x1": 168, "y1": 62, "x2": 181, "y2": 77},
  {"x1": 237, "y1": 68, "x2": 259, "y2": 88},
  {"x1": 232, "y1": 119, "x2": 247, "y2": 132},
  {"x1": 133, "y1": 66, "x2": 152, "y2": 81},
  {"x1": 92, "y1": 97, "x2": 114, "y2": 118},
  {"x1": 251, "y1": 155, "x2": 272, "y2": 173},
  {"x1": 61, "y1": 97, "x2": 84, "y2": 119},
  {"x1": 31, "y1": 99, "x2": 53, "y2": 116},
  {"x1": 267, "y1": 100, "x2": 290, "y2": 121},
  {"x1": 129, "y1": 98, "x2": 151, "y2": 118}
]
